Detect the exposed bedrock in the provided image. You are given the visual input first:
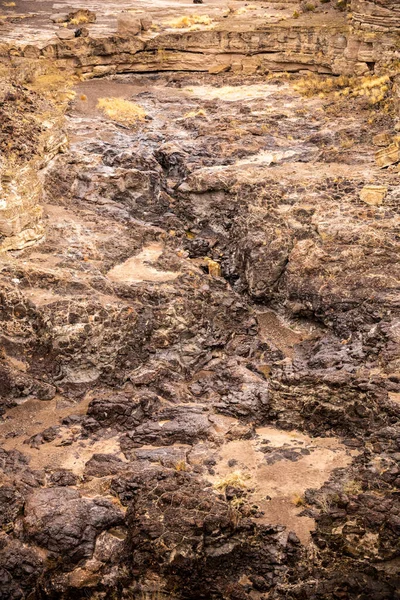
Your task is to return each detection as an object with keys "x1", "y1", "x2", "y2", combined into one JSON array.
[
  {"x1": 352, "y1": 0, "x2": 400, "y2": 30},
  {"x1": 0, "y1": 2, "x2": 400, "y2": 599},
  {"x1": 0, "y1": 82, "x2": 67, "y2": 251},
  {"x1": 1, "y1": 6, "x2": 400, "y2": 80},
  {"x1": 0, "y1": 68, "x2": 398, "y2": 598}
]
